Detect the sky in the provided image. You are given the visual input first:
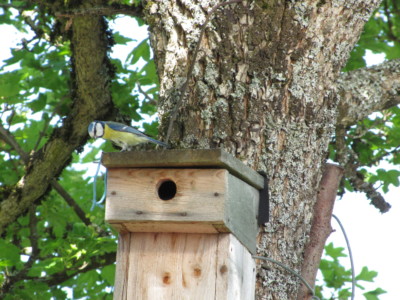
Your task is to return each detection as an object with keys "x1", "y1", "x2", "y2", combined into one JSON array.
[
  {"x1": 1, "y1": 14, "x2": 399, "y2": 300},
  {"x1": 330, "y1": 182, "x2": 400, "y2": 299}
]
